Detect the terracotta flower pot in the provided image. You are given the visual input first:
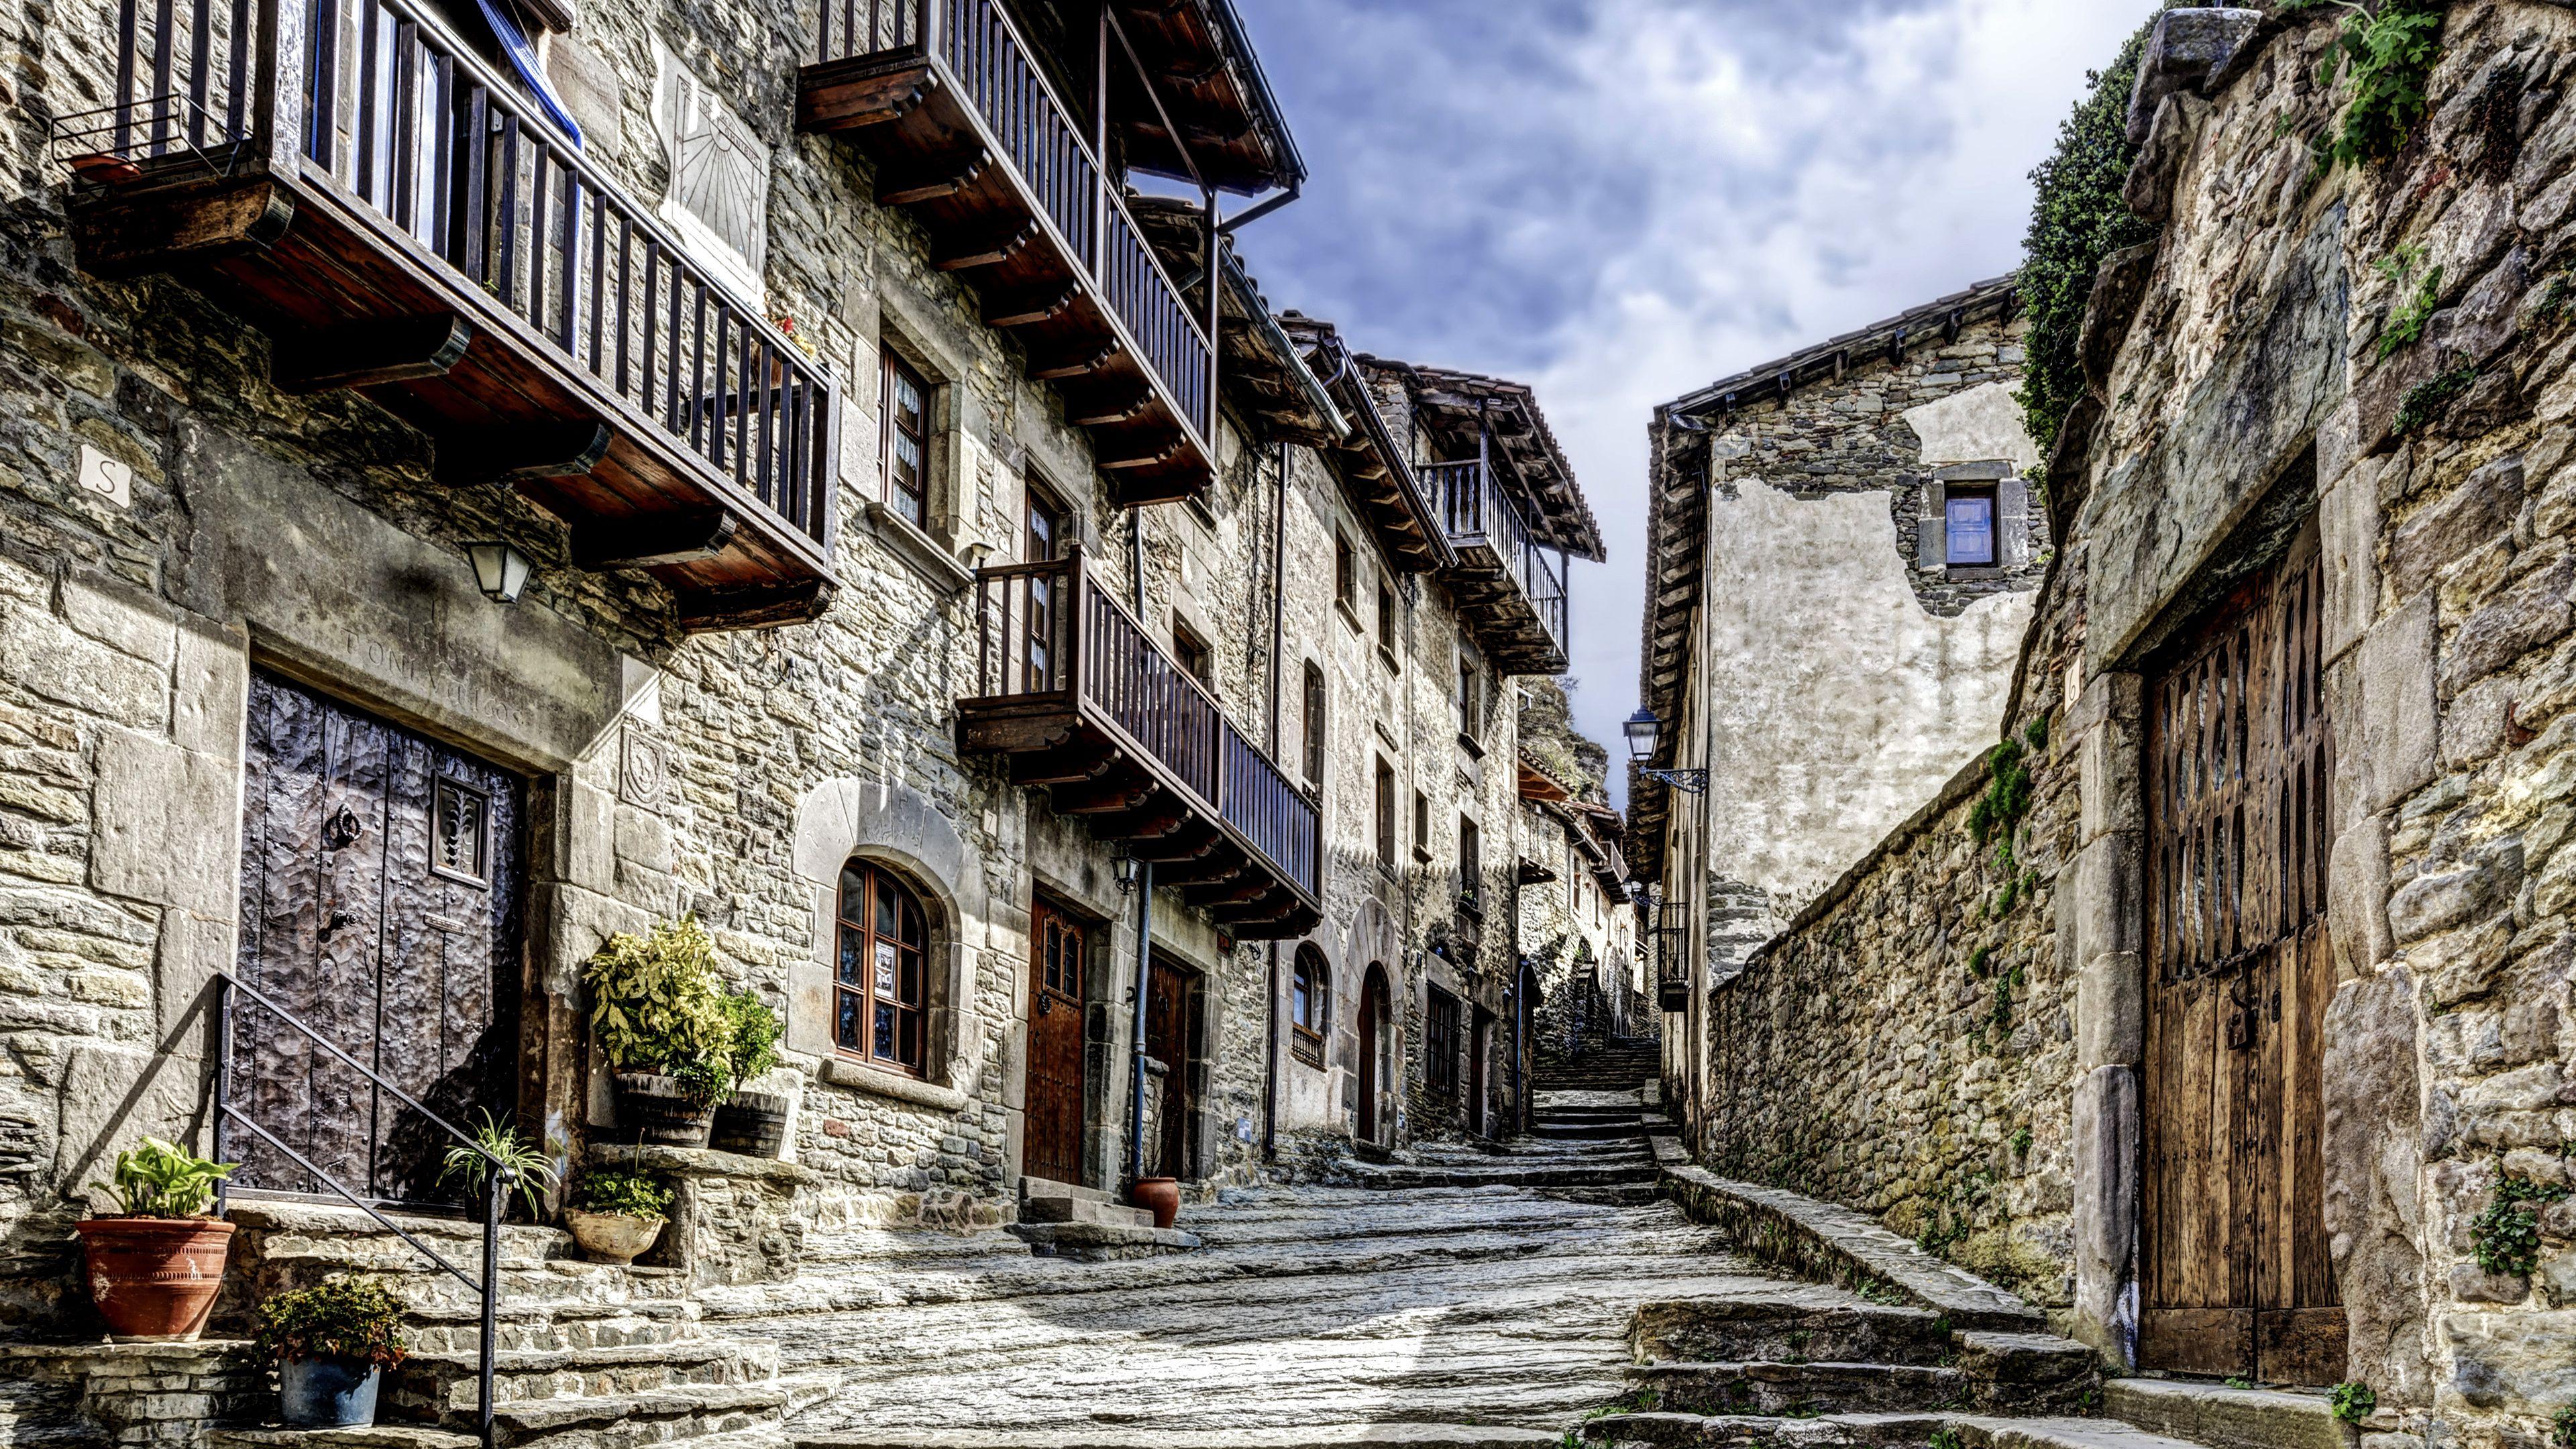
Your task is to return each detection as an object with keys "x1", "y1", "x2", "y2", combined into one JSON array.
[
  {"x1": 565, "y1": 1210, "x2": 665, "y2": 1265},
  {"x1": 1128, "y1": 1177, "x2": 1181, "y2": 1230},
  {"x1": 710, "y1": 1091, "x2": 791, "y2": 1159},
  {"x1": 74, "y1": 1217, "x2": 235, "y2": 1341},
  {"x1": 611, "y1": 1072, "x2": 714, "y2": 1148}
]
